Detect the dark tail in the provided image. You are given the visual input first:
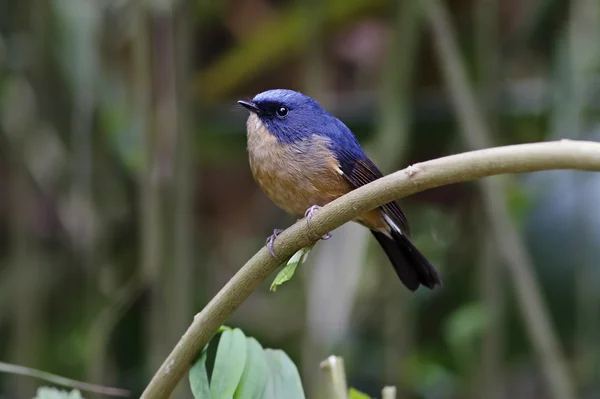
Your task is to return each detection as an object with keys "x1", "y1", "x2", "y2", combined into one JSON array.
[{"x1": 371, "y1": 229, "x2": 442, "y2": 291}]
